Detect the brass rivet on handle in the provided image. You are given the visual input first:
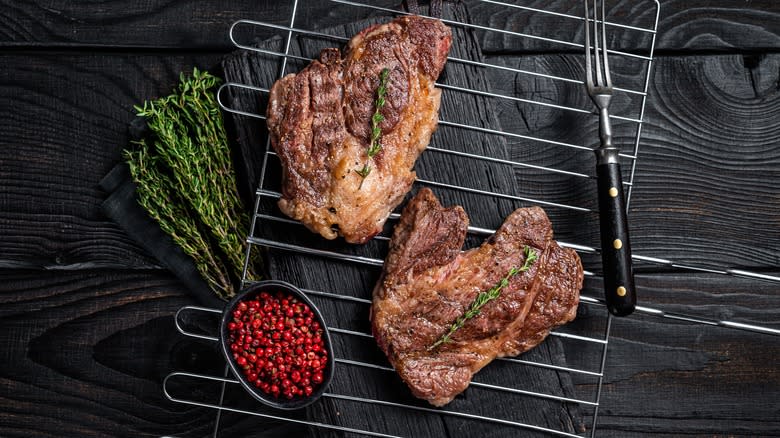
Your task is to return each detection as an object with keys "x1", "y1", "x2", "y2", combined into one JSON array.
[
  {"x1": 608, "y1": 187, "x2": 618, "y2": 198},
  {"x1": 616, "y1": 286, "x2": 627, "y2": 297},
  {"x1": 613, "y1": 239, "x2": 623, "y2": 249}
]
